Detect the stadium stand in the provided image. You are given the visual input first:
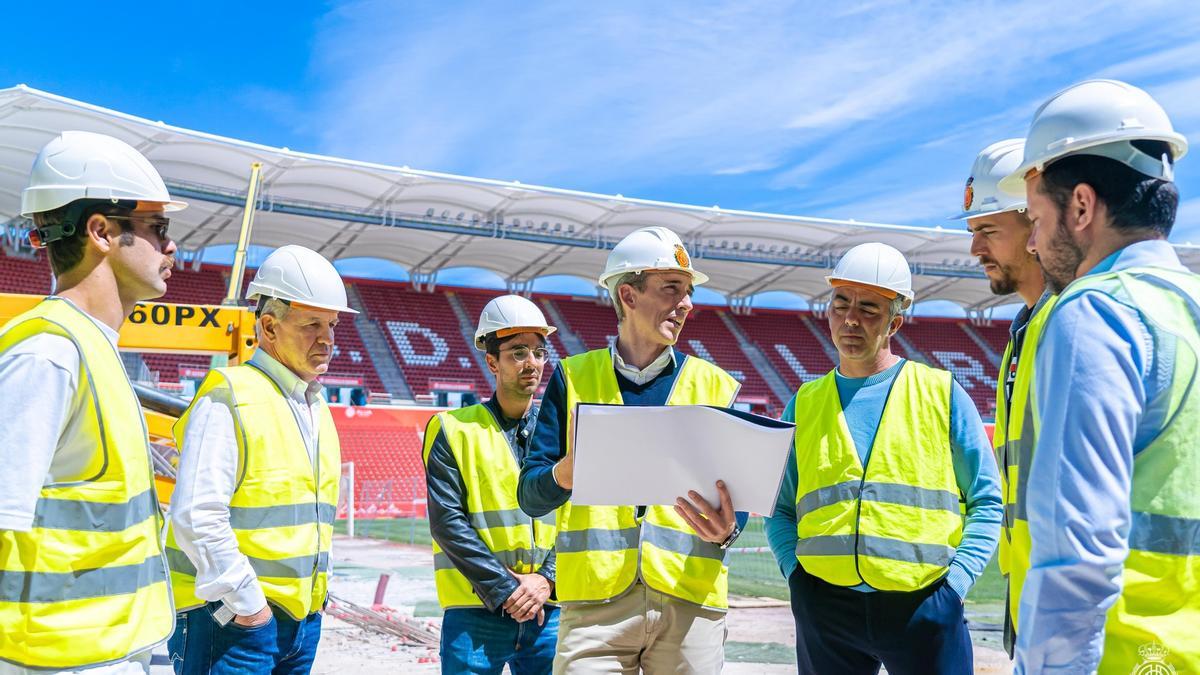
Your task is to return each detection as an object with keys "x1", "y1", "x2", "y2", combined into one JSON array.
[
  {"x1": 356, "y1": 280, "x2": 493, "y2": 396},
  {"x1": 731, "y1": 309, "x2": 835, "y2": 392},
  {"x1": 2, "y1": 248, "x2": 1028, "y2": 518},
  {"x1": 0, "y1": 248, "x2": 1017, "y2": 419}
]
